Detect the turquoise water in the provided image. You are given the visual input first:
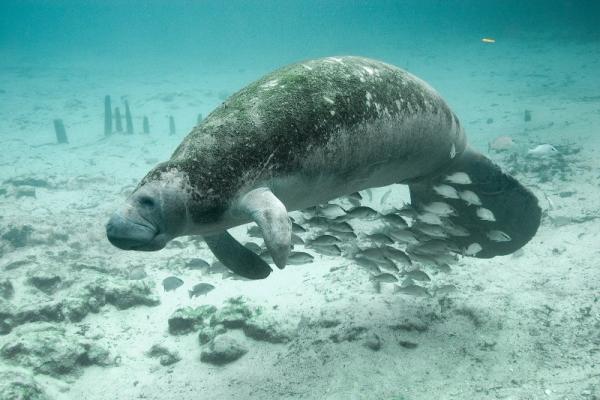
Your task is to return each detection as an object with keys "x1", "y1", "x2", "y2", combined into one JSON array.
[{"x1": 1, "y1": 2, "x2": 599, "y2": 399}]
